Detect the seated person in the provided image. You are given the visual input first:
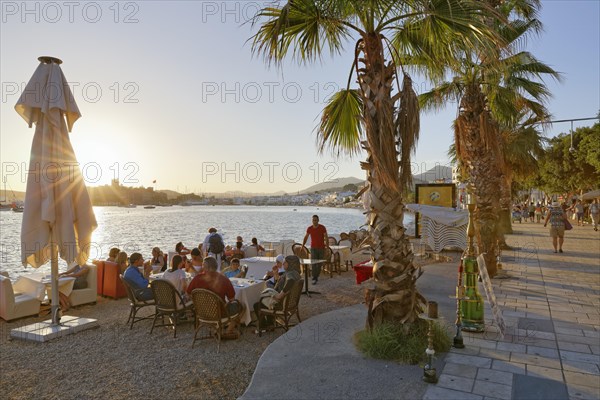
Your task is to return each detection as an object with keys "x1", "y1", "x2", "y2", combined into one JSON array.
[
  {"x1": 115, "y1": 251, "x2": 128, "y2": 274},
  {"x1": 186, "y1": 256, "x2": 243, "y2": 337},
  {"x1": 263, "y1": 254, "x2": 285, "y2": 288},
  {"x1": 60, "y1": 263, "x2": 90, "y2": 290},
  {"x1": 186, "y1": 247, "x2": 204, "y2": 276},
  {"x1": 106, "y1": 247, "x2": 120, "y2": 262},
  {"x1": 176, "y1": 241, "x2": 190, "y2": 257},
  {"x1": 253, "y1": 255, "x2": 301, "y2": 330},
  {"x1": 162, "y1": 255, "x2": 188, "y2": 299},
  {"x1": 236, "y1": 236, "x2": 246, "y2": 250},
  {"x1": 123, "y1": 252, "x2": 153, "y2": 301},
  {"x1": 230, "y1": 241, "x2": 245, "y2": 260},
  {"x1": 222, "y1": 258, "x2": 247, "y2": 279},
  {"x1": 58, "y1": 263, "x2": 90, "y2": 310},
  {"x1": 150, "y1": 247, "x2": 167, "y2": 272},
  {"x1": 250, "y1": 237, "x2": 265, "y2": 253}
]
